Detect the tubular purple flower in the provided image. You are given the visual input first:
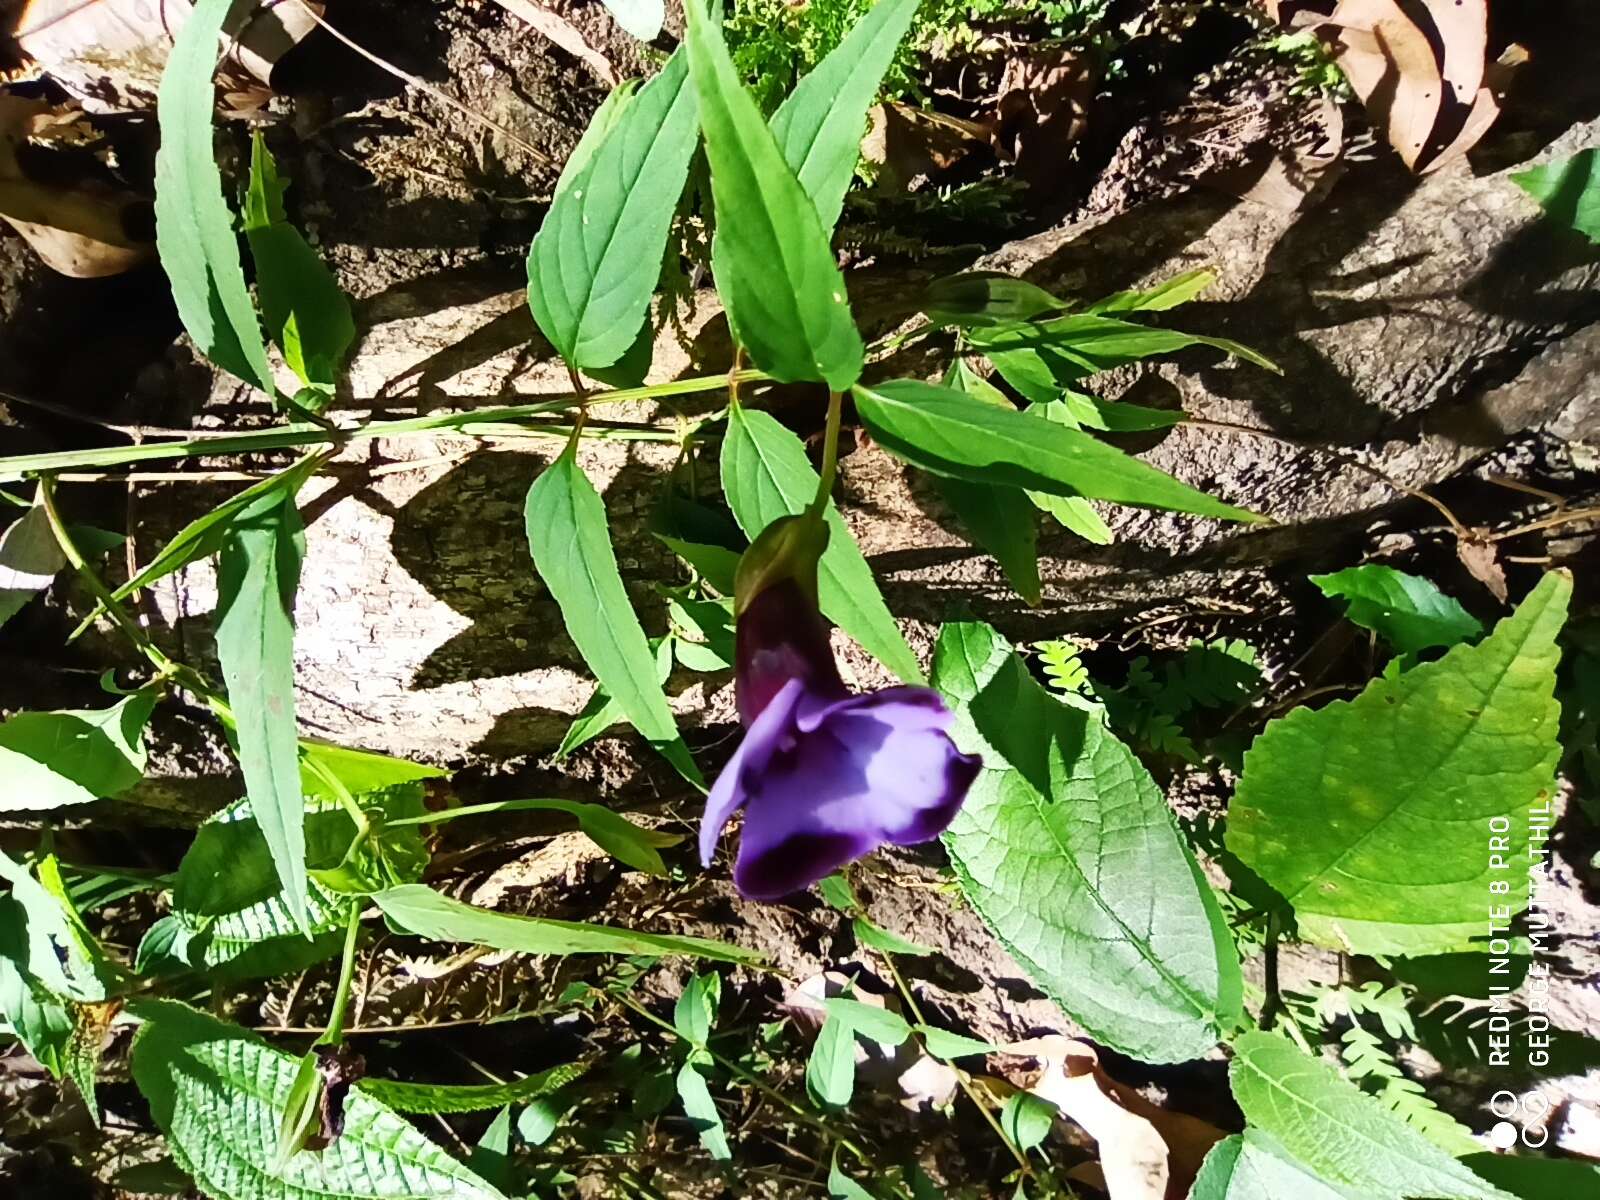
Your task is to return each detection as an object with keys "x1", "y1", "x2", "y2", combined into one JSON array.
[{"x1": 701, "y1": 513, "x2": 979, "y2": 901}]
